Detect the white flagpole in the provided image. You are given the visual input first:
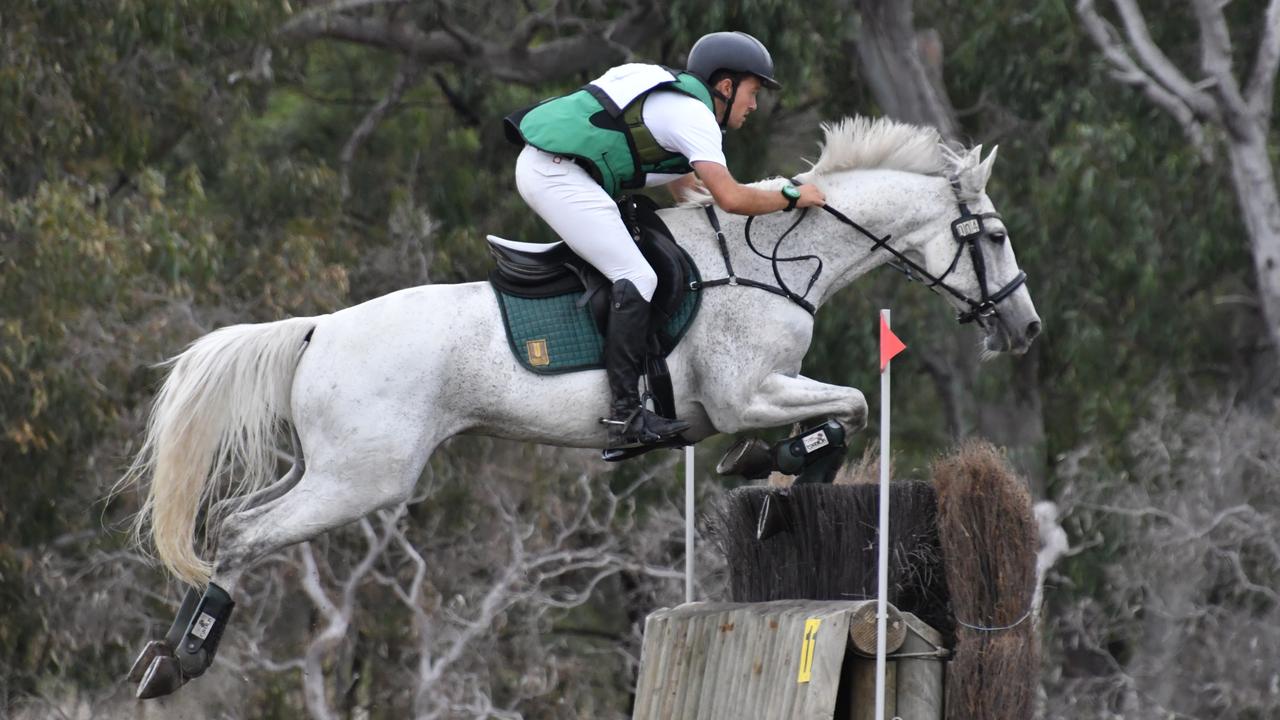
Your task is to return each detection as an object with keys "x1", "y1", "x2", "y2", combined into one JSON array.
[
  {"x1": 875, "y1": 309, "x2": 892, "y2": 720},
  {"x1": 685, "y1": 444, "x2": 695, "y2": 604}
]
